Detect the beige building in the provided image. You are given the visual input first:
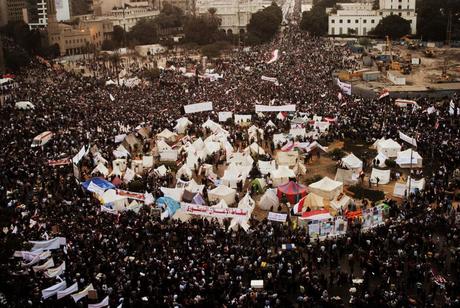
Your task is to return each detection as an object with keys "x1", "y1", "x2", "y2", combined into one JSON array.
[
  {"x1": 6, "y1": 0, "x2": 27, "y2": 23},
  {"x1": 196, "y1": 0, "x2": 272, "y2": 34},
  {"x1": 48, "y1": 0, "x2": 113, "y2": 55},
  {"x1": 0, "y1": 0, "x2": 8, "y2": 26}
]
